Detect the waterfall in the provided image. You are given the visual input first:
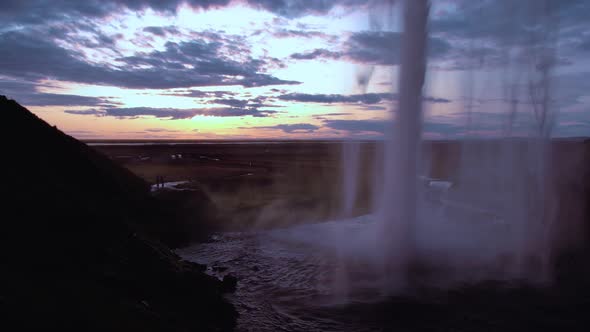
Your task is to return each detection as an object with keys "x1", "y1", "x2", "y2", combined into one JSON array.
[
  {"x1": 337, "y1": 0, "x2": 561, "y2": 291},
  {"x1": 375, "y1": 0, "x2": 430, "y2": 288}
]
